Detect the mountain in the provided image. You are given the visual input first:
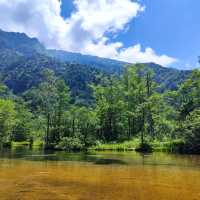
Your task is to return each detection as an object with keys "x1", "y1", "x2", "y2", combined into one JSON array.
[
  {"x1": 141, "y1": 62, "x2": 191, "y2": 92},
  {"x1": 0, "y1": 29, "x2": 45, "y2": 56},
  {"x1": 0, "y1": 30, "x2": 104, "y2": 104},
  {"x1": 47, "y1": 49, "x2": 126, "y2": 74},
  {"x1": 0, "y1": 29, "x2": 192, "y2": 102},
  {"x1": 47, "y1": 50, "x2": 191, "y2": 91},
  {"x1": 3, "y1": 54, "x2": 103, "y2": 105}
]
